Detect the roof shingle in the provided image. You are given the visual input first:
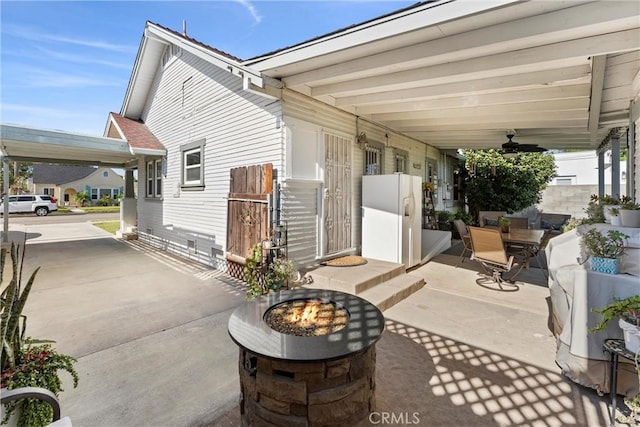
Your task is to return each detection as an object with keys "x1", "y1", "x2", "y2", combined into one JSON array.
[
  {"x1": 110, "y1": 113, "x2": 165, "y2": 151},
  {"x1": 32, "y1": 164, "x2": 96, "y2": 185}
]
